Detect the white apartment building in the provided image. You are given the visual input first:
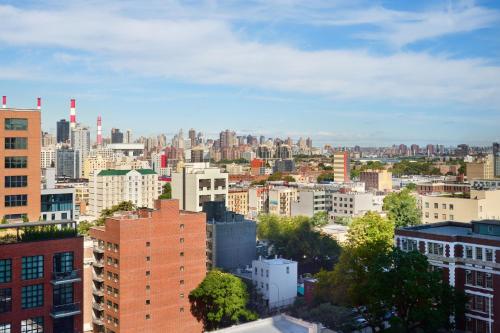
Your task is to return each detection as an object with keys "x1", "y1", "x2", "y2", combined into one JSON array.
[
  {"x1": 171, "y1": 162, "x2": 228, "y2": 212},
  {"x1": 41, "y1": 146, "x2": 56, "y2": 169},
  {"x1": 252, "y1": 257, "x2": 298, "y2": 309},
  {"x1": 420, "y1": 189, "x2": 500, "y2": 223},
  {"x1": 248, "y1": 186, "x2": 269, "y2": 220},
  {"x1": 269, "y1": 187, "x2": 298, "y2": 217},
  {"x1": 88, "y1": 169, "x2": 161, "y2": 217},
  {"x1": 291, "y1": 188, "x2": 327, "y2": 217},
  {"x1": 328, "y1": 191, "x2": 384, "y2": 222}
]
